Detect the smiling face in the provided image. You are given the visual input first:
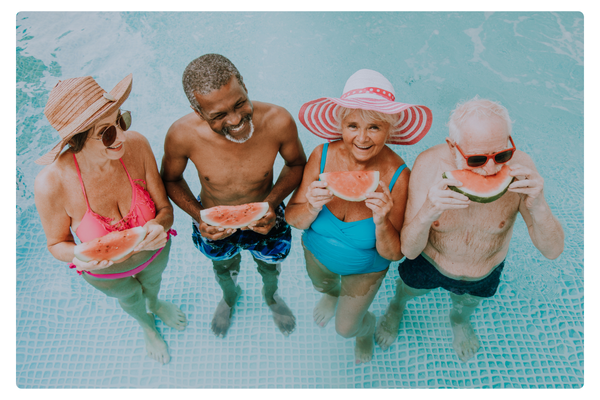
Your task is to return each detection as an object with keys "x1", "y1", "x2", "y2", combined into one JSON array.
[
  {"x1": 193, "y1": 75, "x2": 254, "y2": 143},
  {"x1": 340, "y1": 109, "x2": 391, "y2": 162},
  {"x1": 448, "y1": 113, "x2": 511, "y2": 176},
  {"x1": 83, "y1": 109, "x2": 127, "y2": 159}
]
